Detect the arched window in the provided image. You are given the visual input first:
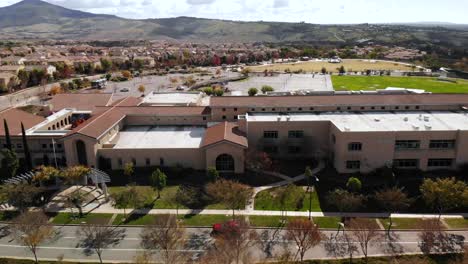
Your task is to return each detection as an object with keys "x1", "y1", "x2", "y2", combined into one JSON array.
[{"x1": 216, "y1": 154, "x2": 235, "y2": 172}]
